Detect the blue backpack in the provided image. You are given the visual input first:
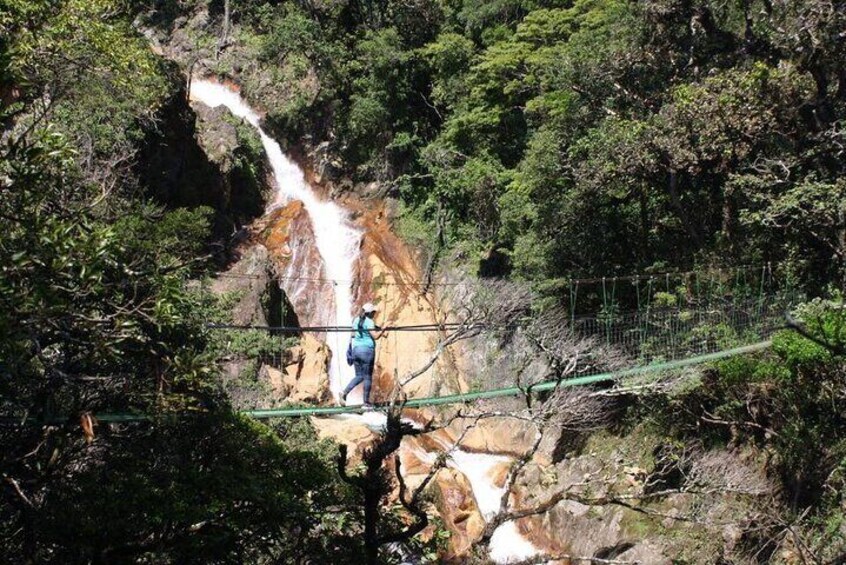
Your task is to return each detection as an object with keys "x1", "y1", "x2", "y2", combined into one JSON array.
[
  {"x1": 346, "y1": 316, "x2": 366, "y2": 365},
  {"x1": 345, "y1": 341, "x2": 354, "y2": 365}
]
